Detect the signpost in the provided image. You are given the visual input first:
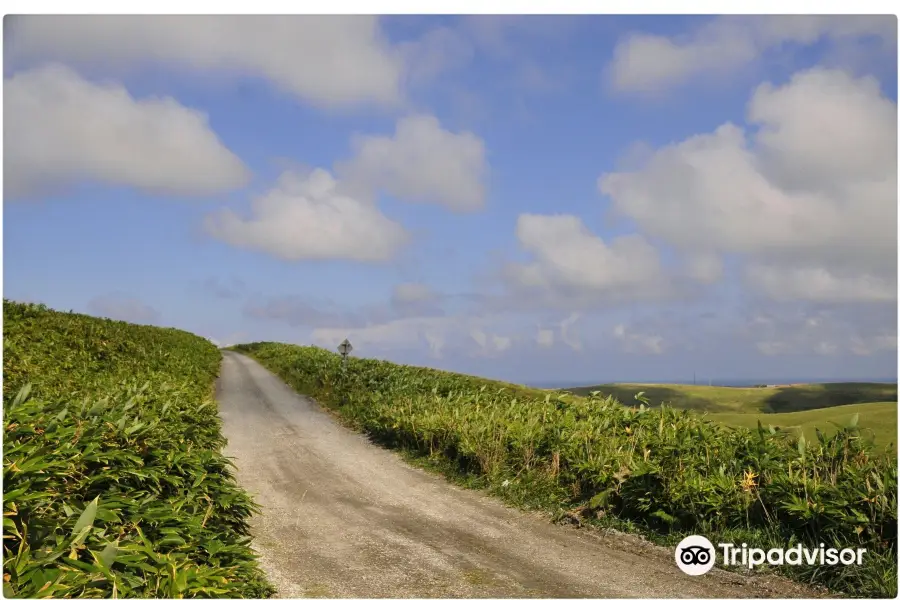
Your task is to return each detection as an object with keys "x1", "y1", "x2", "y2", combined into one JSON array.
[
  {"x1": 338, "y1": 338, "x2": 353, "y2": 370},
  {"x1": 337, "y1": 339, "x2": 352, "y2": 406}
]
